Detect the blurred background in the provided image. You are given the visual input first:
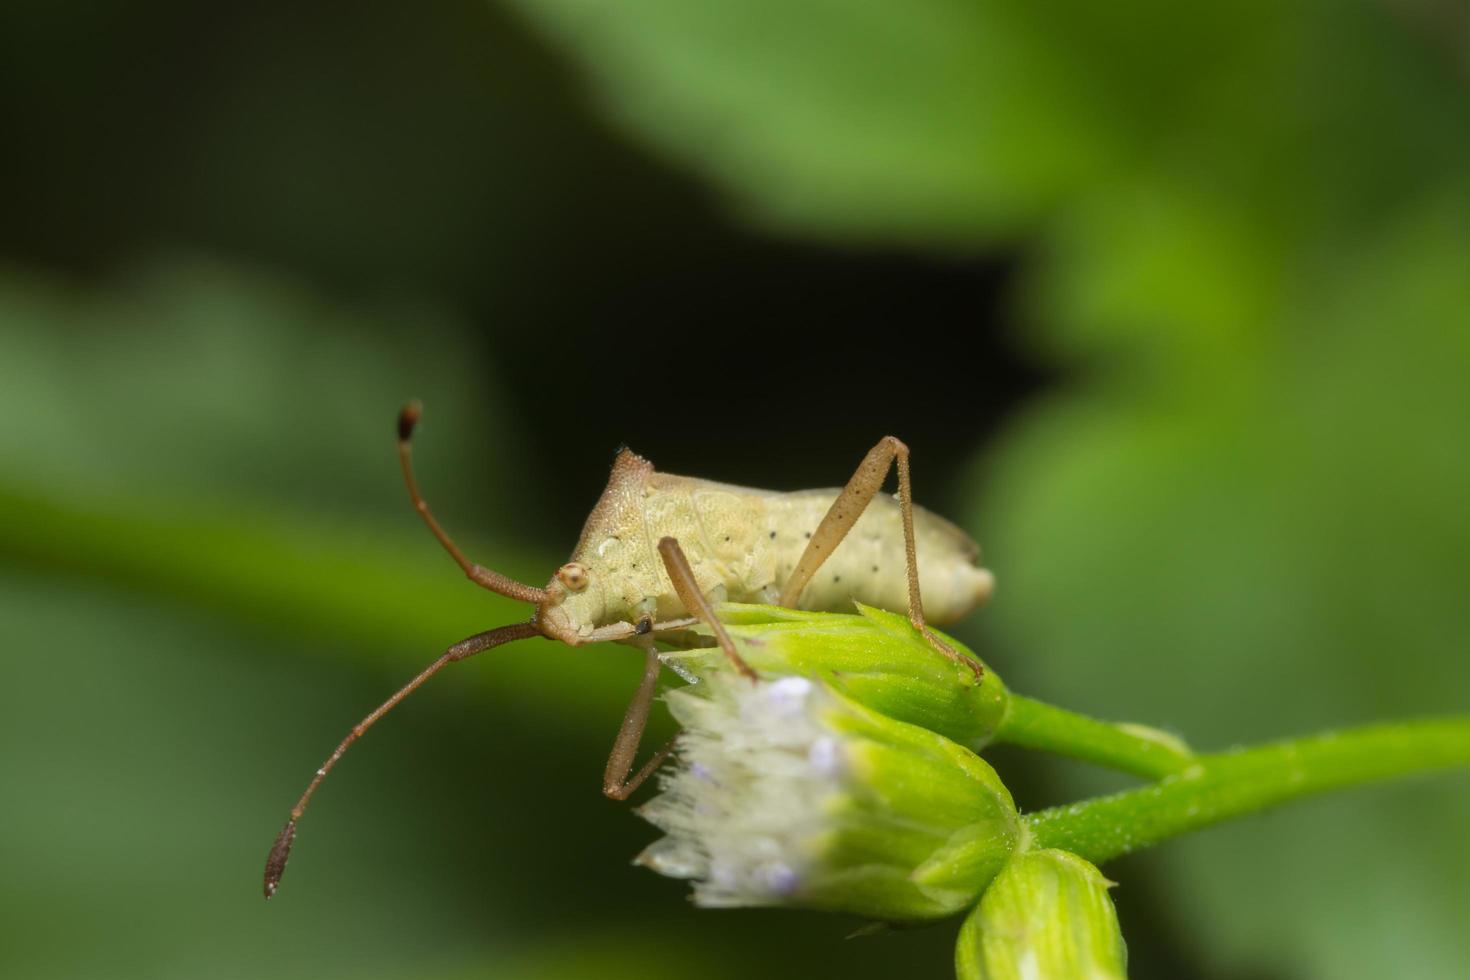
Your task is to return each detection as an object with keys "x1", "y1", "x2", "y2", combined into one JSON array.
[{"x1": 2, "y1": 1, "x2": 1468, "y2": 977}]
